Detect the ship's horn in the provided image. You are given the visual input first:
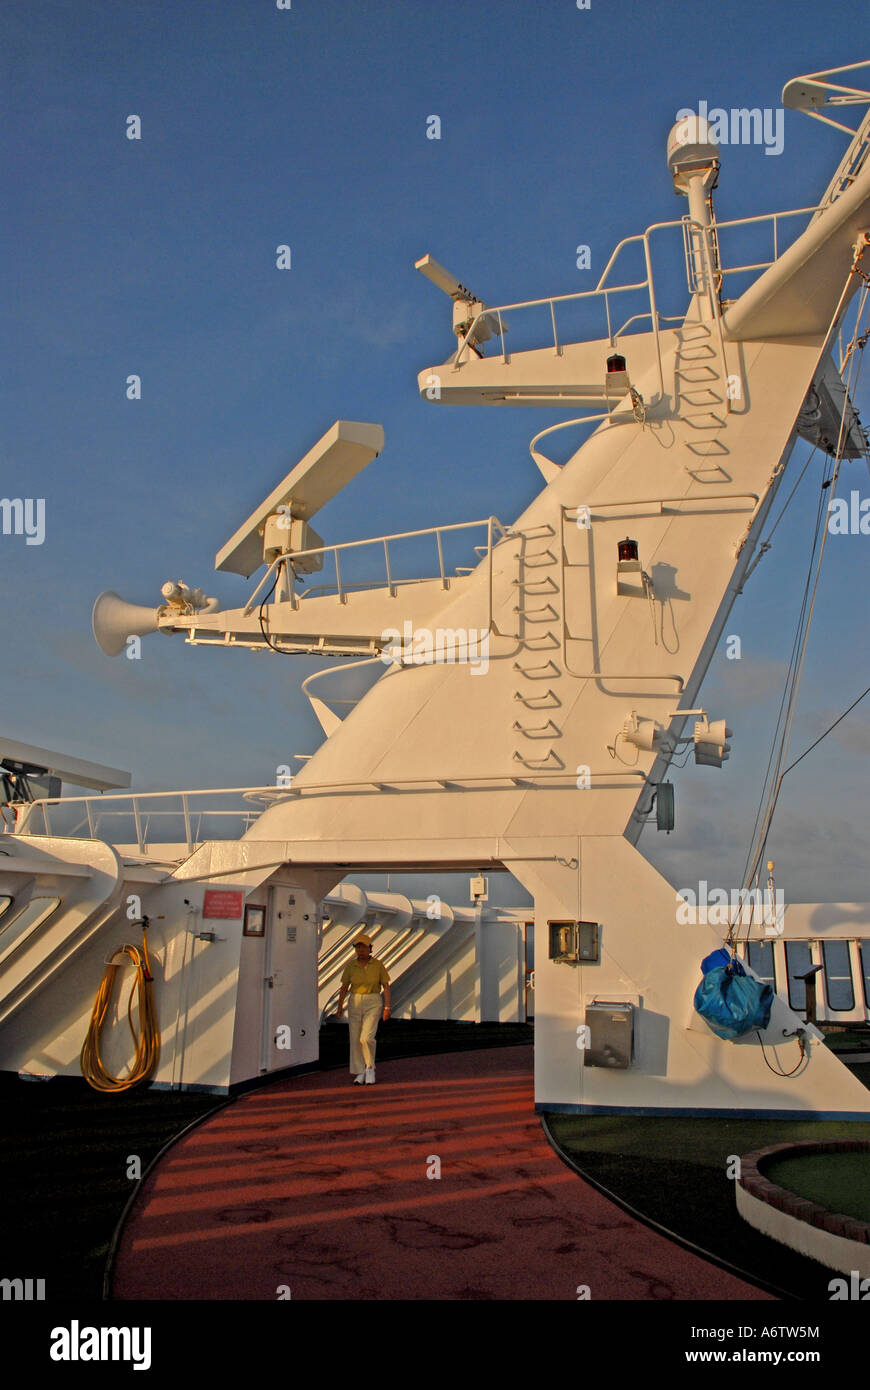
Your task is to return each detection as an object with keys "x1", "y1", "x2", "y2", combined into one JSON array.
[{"x1": 92, "y1": 591, "x2": 161, "y2": 657}]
